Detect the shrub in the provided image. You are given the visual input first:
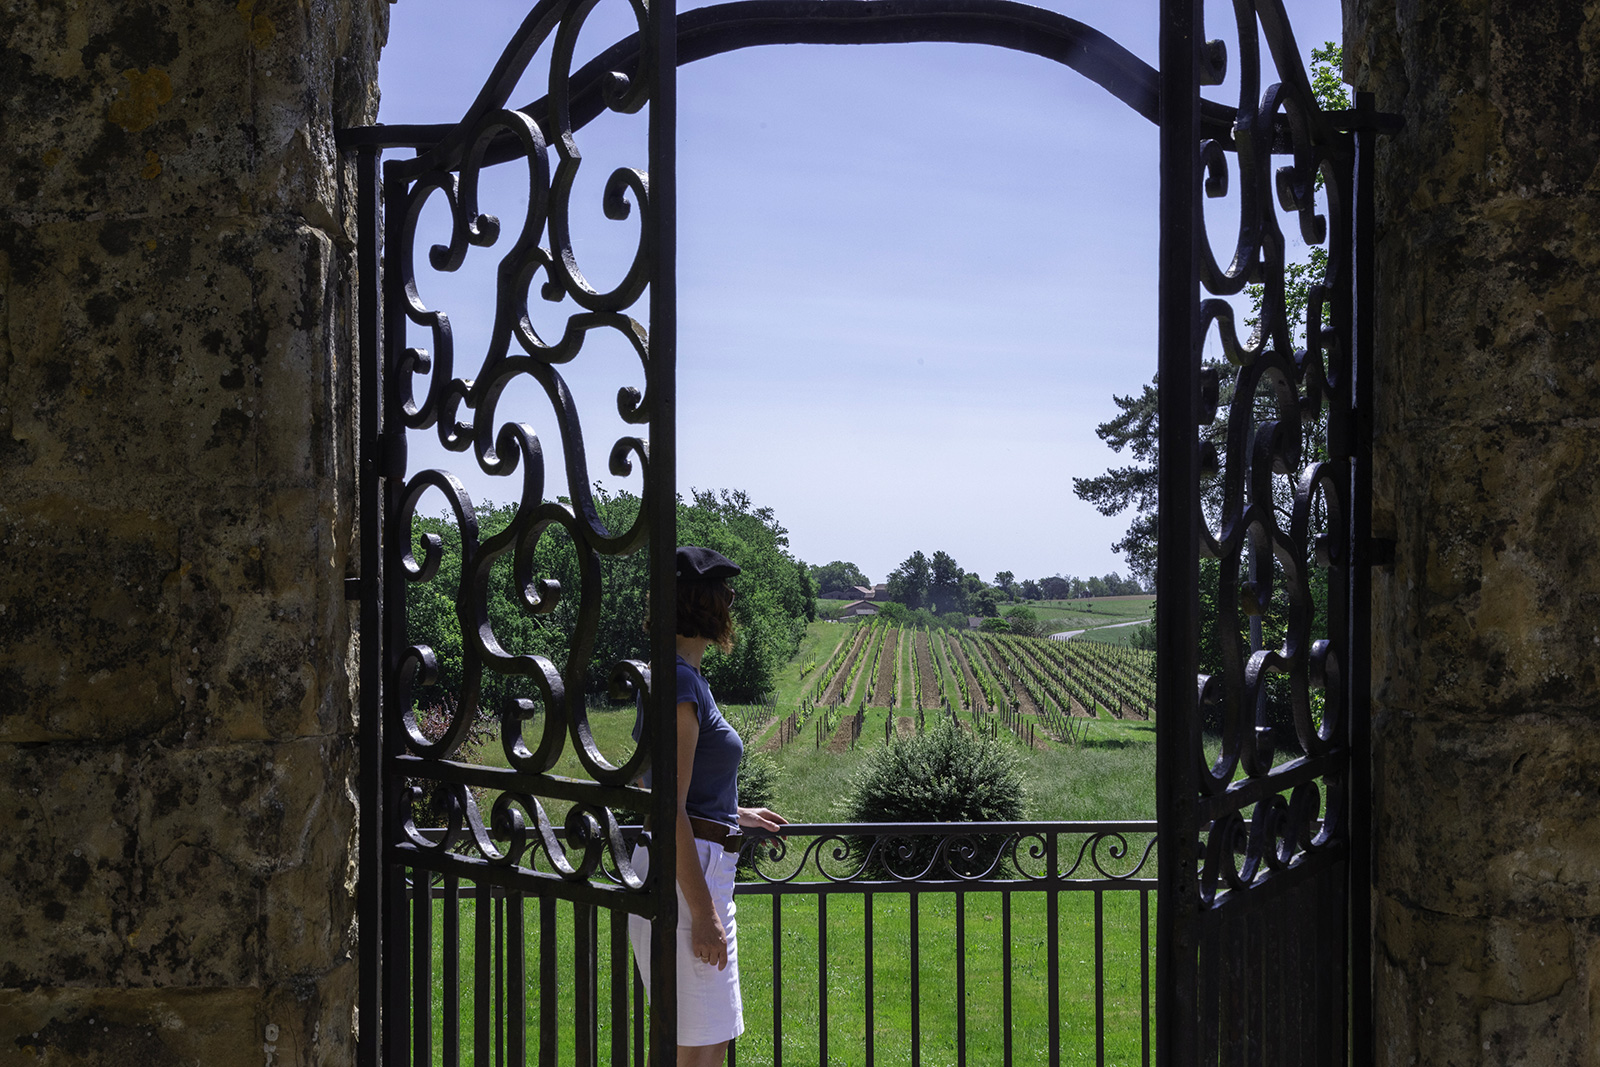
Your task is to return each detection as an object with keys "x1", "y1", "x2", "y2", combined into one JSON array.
[
  {"x1": 737, "y1": 749, "x2": 779, "y2": 811},
  {"x1": 838, "y1": 719, "x2": 1027, "y2": 877}
]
